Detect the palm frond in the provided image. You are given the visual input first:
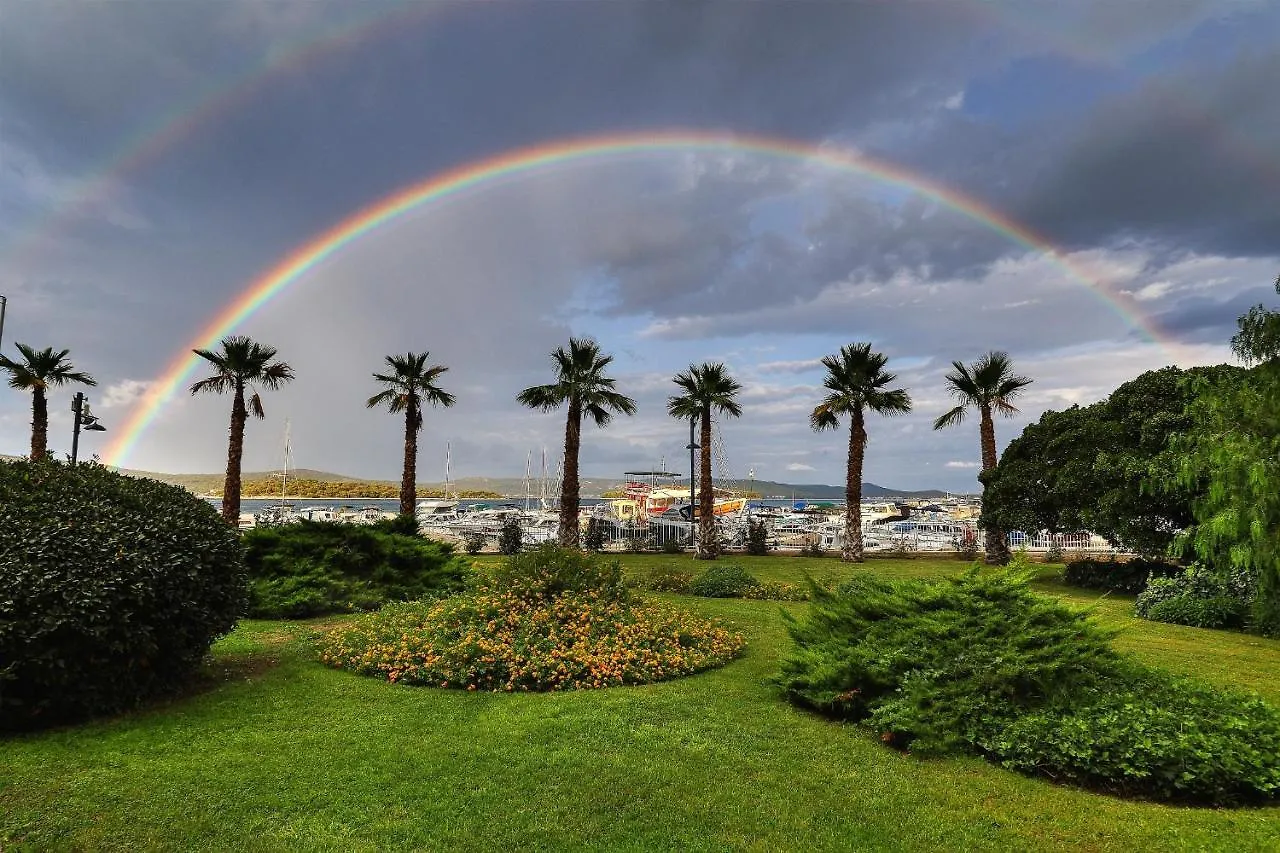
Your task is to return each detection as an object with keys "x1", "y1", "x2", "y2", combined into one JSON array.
[
  {"x1": 933, "y1": 405, "x2": 967, "y2": 431},
  {"x1": 248, "y1": 392, "x2": 266, "y2": 419}
]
